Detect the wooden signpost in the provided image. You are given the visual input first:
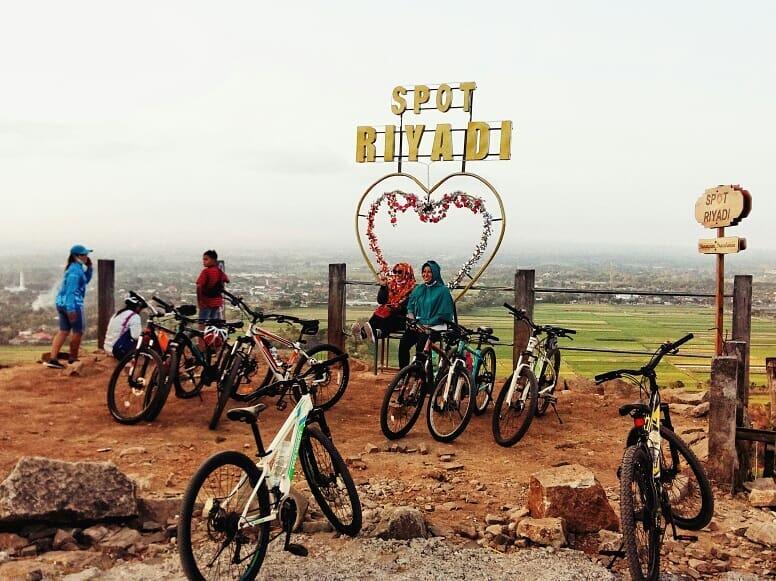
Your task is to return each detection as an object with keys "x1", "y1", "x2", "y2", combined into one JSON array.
[{"x1": 694, "y1": 185, "x2": 752, "y2": 355}]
